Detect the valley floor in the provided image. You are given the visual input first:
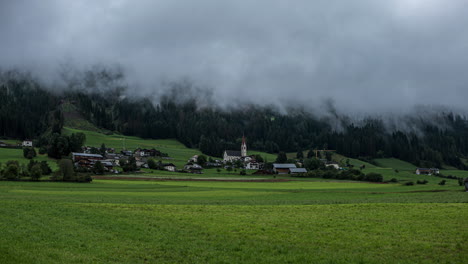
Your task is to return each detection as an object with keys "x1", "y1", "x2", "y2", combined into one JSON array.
[{"x1": 0, "y1": 180, "x2": 466, "y2": 264}]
